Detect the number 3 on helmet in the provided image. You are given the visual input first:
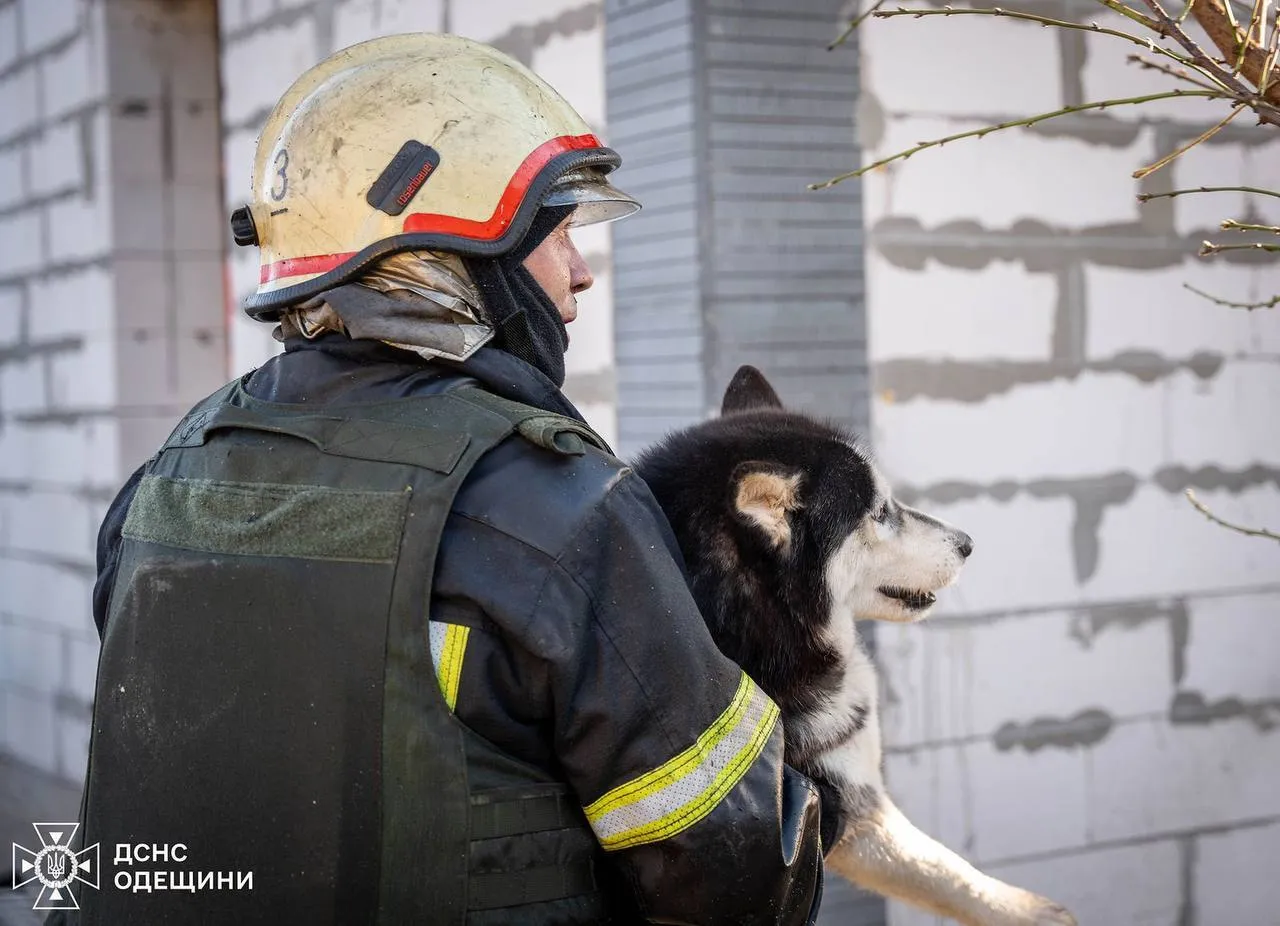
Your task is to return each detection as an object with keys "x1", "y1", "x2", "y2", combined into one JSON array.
[{"x1": 230, "y1": 33, "x2": 641, "y2": 322}]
